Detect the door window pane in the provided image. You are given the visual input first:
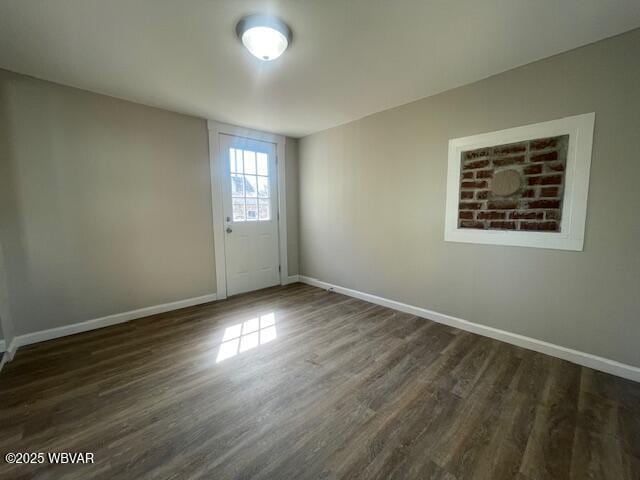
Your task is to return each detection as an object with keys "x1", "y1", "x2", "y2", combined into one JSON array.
[
  {"x1": 257, "y1": 153, "x2": 268, "y2": 176},
  {"x1": 231, "y1": 174, "x2": 244, "y2": 197},
  {"x1": 246, "y1": 198, "x2": 258, "y2": 221},
  {"x1": 230, "y1": 149, "x2": 243, "y2": 173},
  {"x1": 244, "y1": 151, "x2": 257, "y2": 174},
  {"x1": 257, "y1": 176, "x2": 269, "y2": 198},
  {"x1": 229, "y1": 148, "x2": 272, "y2": 223},
  {"x1": 244, "y1": 175, "x2": 257, "y2": 197},
  {"x1": 259, "y1": 199, "x2": 270, "y2": 220},
  {"x1": 232, "y1": 198, "x2": 246, "y2": 221}
]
